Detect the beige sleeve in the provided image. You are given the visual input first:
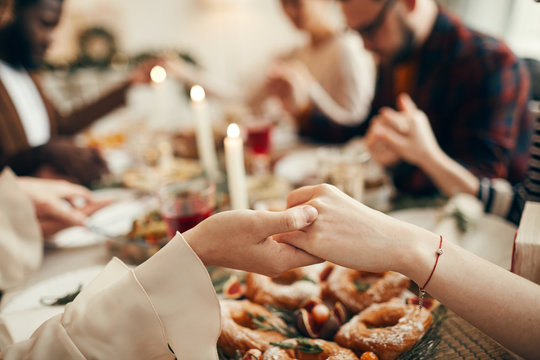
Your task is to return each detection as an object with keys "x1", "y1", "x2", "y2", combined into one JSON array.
[
  {"x1": 0, "y1": 234, "x2": 221, "y2": 360},
  {"x1": 0, "y1": 168, "x2": 42, "y2": 291}
]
